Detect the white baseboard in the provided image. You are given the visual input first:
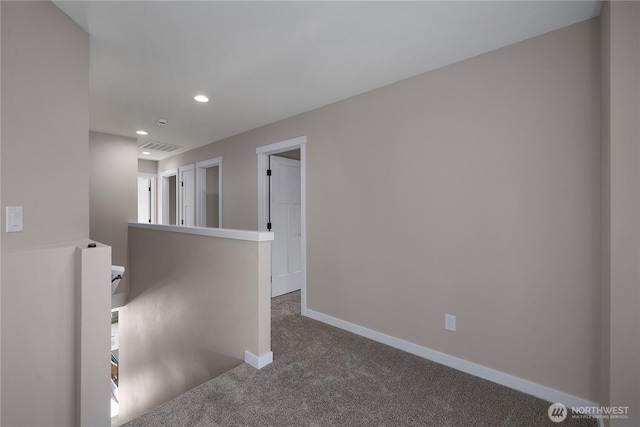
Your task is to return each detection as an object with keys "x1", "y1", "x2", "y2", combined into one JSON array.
[
  {"x1": 305, "y1": 308, "x2": 601, "y2": 425},
  {"x1": 244, "y1": 350, "x2": 273, "y2": 370}
]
